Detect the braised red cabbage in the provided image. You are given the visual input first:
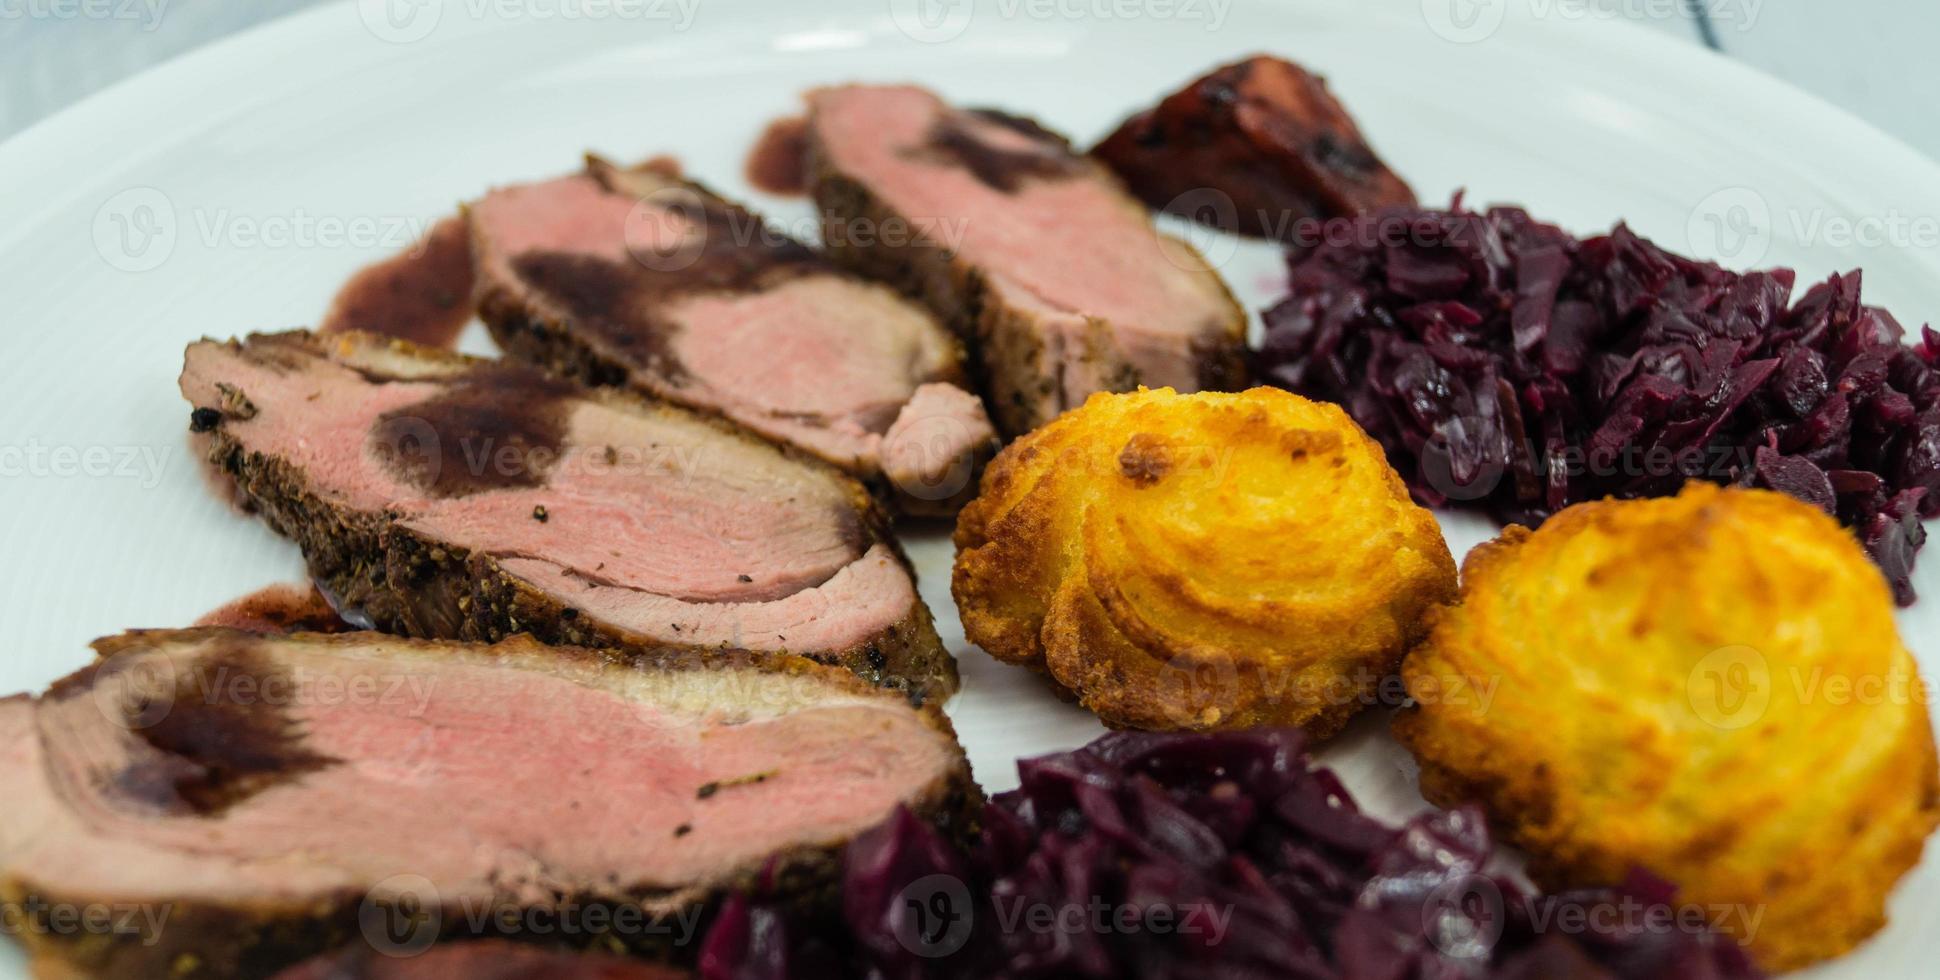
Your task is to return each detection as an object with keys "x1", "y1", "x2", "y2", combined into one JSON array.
[
  {"x1": 700, "y1": 731, "x2": 1760, "y2": 979},
  {"x1": 1258, "y1": 202, "x2": 1938, "y2": 603}
]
